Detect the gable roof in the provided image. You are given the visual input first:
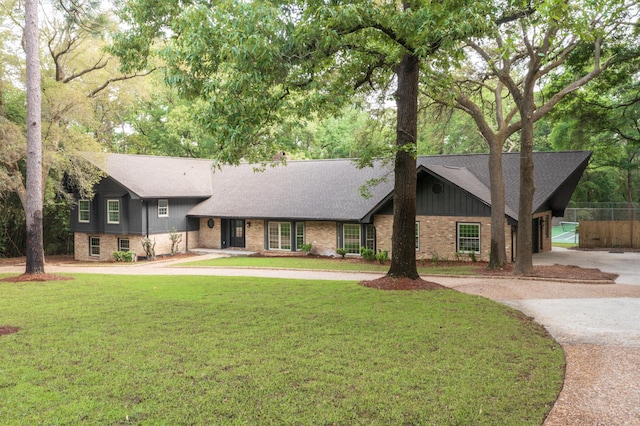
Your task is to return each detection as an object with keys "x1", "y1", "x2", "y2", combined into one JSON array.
[
  {"x1": 416, "y1": 151, "x2": 591, "y2": 218},
  {"x1": 88, "y1": 153, "x2": 214, "y2": 199},
  {"x1": 90, "y1": 151, "x2": 591, "y2": 222}
]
